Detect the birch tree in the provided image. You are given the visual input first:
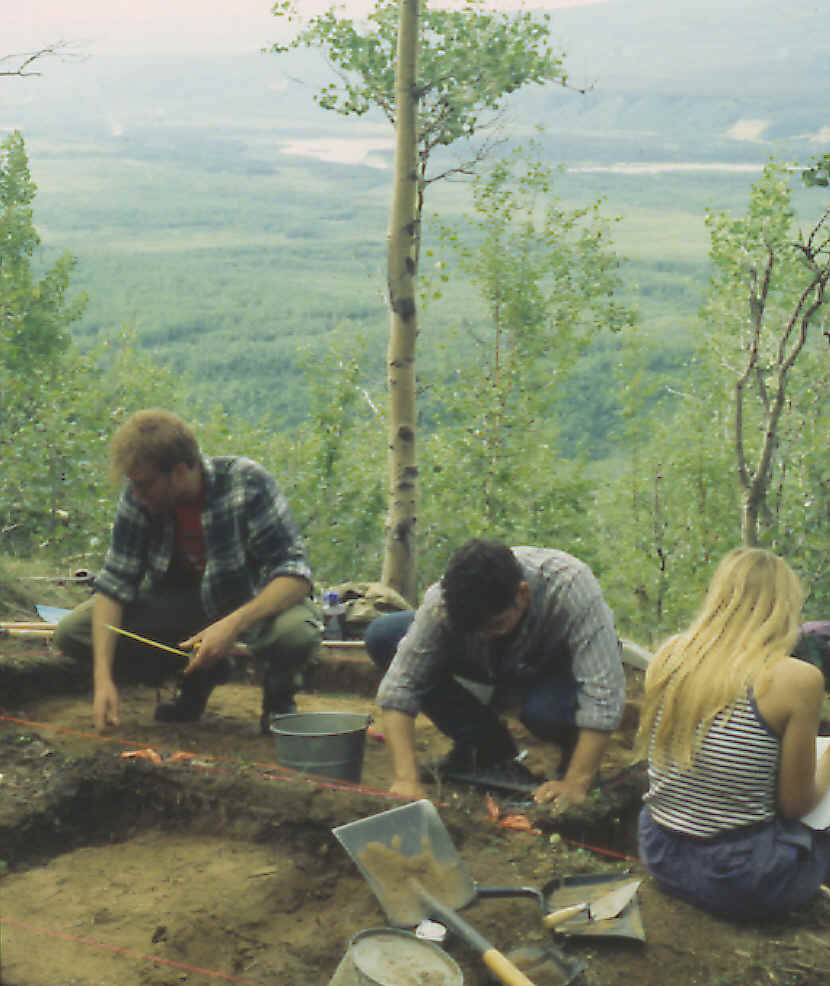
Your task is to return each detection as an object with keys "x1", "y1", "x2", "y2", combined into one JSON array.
[
  {"x1": 383, "y1": 0, "x2": 420, "y2": 601},
  {"x1": 270, "y1": 0, "x2": 572, "y2": 595}
]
